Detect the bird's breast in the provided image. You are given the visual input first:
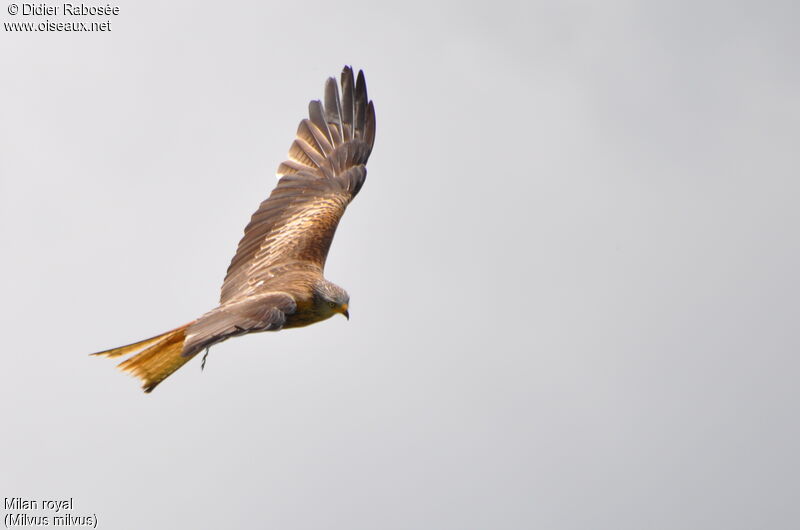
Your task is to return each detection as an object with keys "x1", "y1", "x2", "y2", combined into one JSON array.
[{"x1": 281, "y1": 297, "x2": 327, "y2": 329}]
